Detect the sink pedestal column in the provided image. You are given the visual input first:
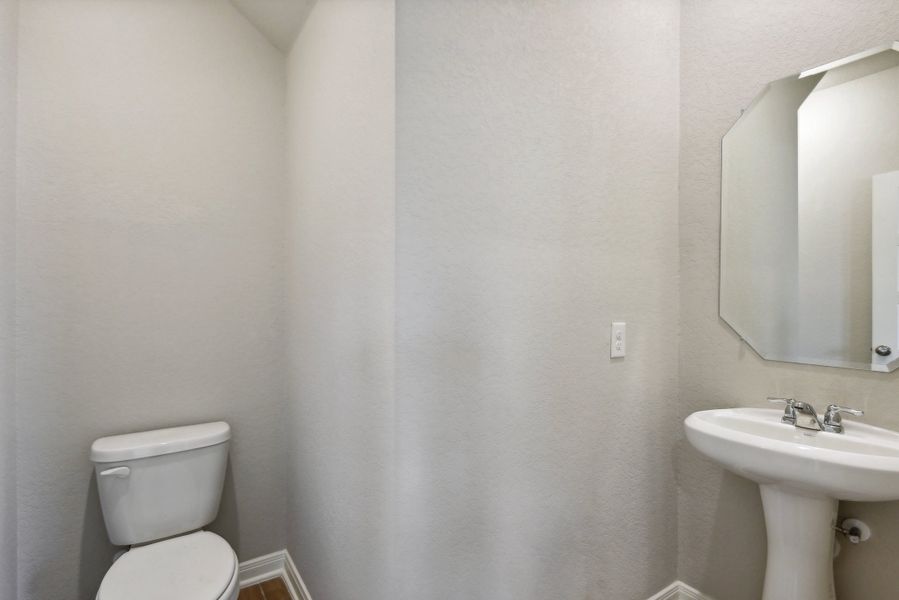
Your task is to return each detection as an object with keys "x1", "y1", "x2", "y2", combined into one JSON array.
[{"x1": 759, "y1": 484, "x2": 837, "y2": 600}]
